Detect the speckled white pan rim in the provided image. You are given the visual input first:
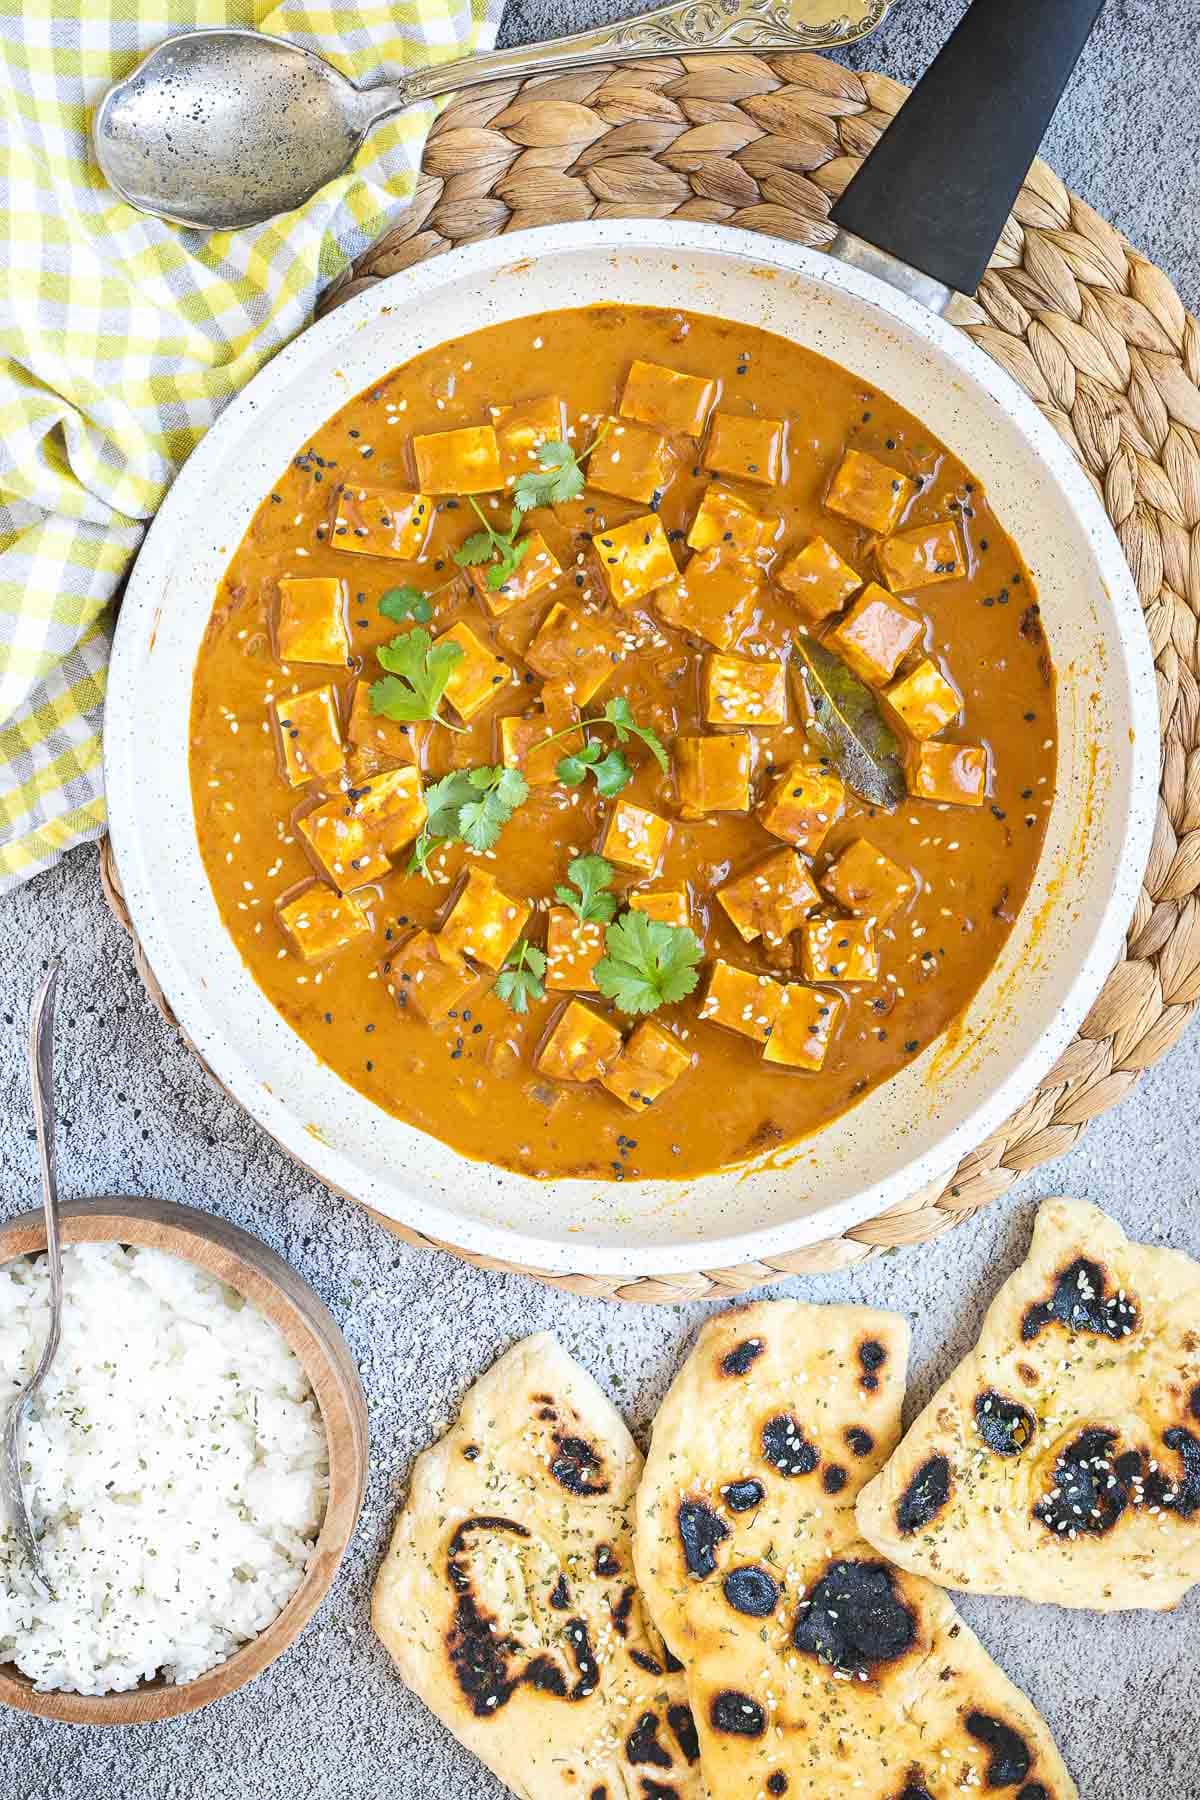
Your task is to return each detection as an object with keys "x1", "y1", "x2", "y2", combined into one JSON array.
[{"x1": 105, "y1": 221, "x2": 1158, "y2": 1279}]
